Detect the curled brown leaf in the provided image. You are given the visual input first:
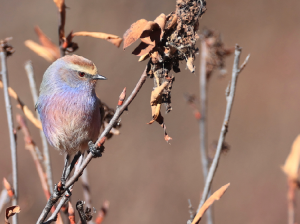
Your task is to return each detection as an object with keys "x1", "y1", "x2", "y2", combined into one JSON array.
[
  {"x1": 5, "y1": 206, "x2": 20, "y2": 224},
  {"x1": 73, "y1": 31, "x2": 123, "y2": 48},
  {"x1": 123, "y1": 19, "x2": 149, "y2": 49}
]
